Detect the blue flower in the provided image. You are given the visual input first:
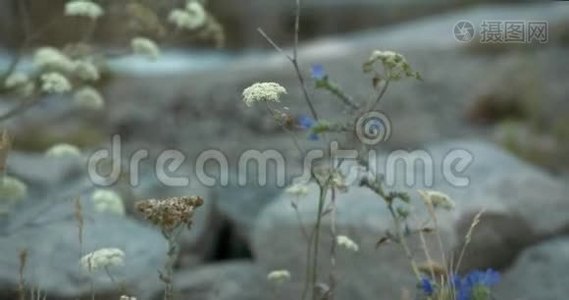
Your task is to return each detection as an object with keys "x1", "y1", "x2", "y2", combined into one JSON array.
[
  {"x1": 297, "y1": 115, "x2": 319, "y2": 141},
  {"x1": 420, "y1": 278, "x2": 434, "y2": 295},
  {"x1": 311, "y1": 64, "x2": 326, "y2": 81},
  {"x1": 465, "y1": 269, "x2": 500, "y2": 287},
  {"x1": 297, "y1": 115, "x2": 315, "y2": 130},
  {"x1": 452, "y1": 269, "x2": 500, "y2": 300}
]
